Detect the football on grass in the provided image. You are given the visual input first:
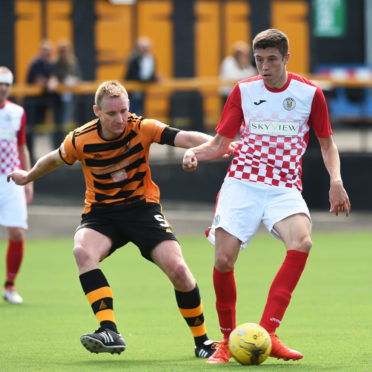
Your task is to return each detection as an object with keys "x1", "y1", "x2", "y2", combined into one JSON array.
[{"x1": 228, "y1": 323, "x2": 272, "y2": 365}]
